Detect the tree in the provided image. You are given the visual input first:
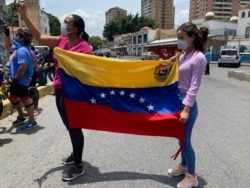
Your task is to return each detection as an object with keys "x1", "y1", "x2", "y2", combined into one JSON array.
[
  {"x1": 6, "y1": 3, "x2": 18, "y2": 27},
  {"x1": 46, "y1": 13, "x2": 60, "y2": 36},
  {"x1": 89, "y1": 36, "x2": 104, "y2": 51},
  {"x1": 103, "y1": 13, "x2": 155, "y2": 41}
]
